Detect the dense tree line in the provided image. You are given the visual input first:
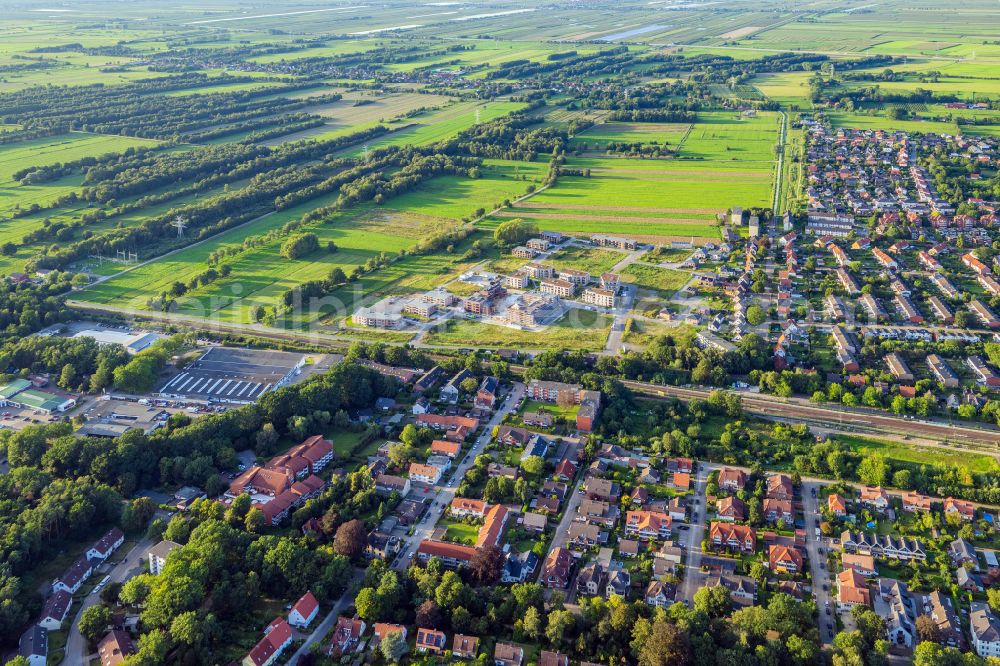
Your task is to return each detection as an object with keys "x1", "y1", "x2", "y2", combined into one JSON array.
[
  {"x1": 485, "y1": 47, "x2": 629, "y2": 81},
  {"x1": 0, "y1": 73, "x2": 327, "y2": 140},
  {"x1": 0, "y1": 473, "x2": 122, "y2": 643},
  {"x1": 608, "y1": 109, "x2": 698, "y2": 123}
]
